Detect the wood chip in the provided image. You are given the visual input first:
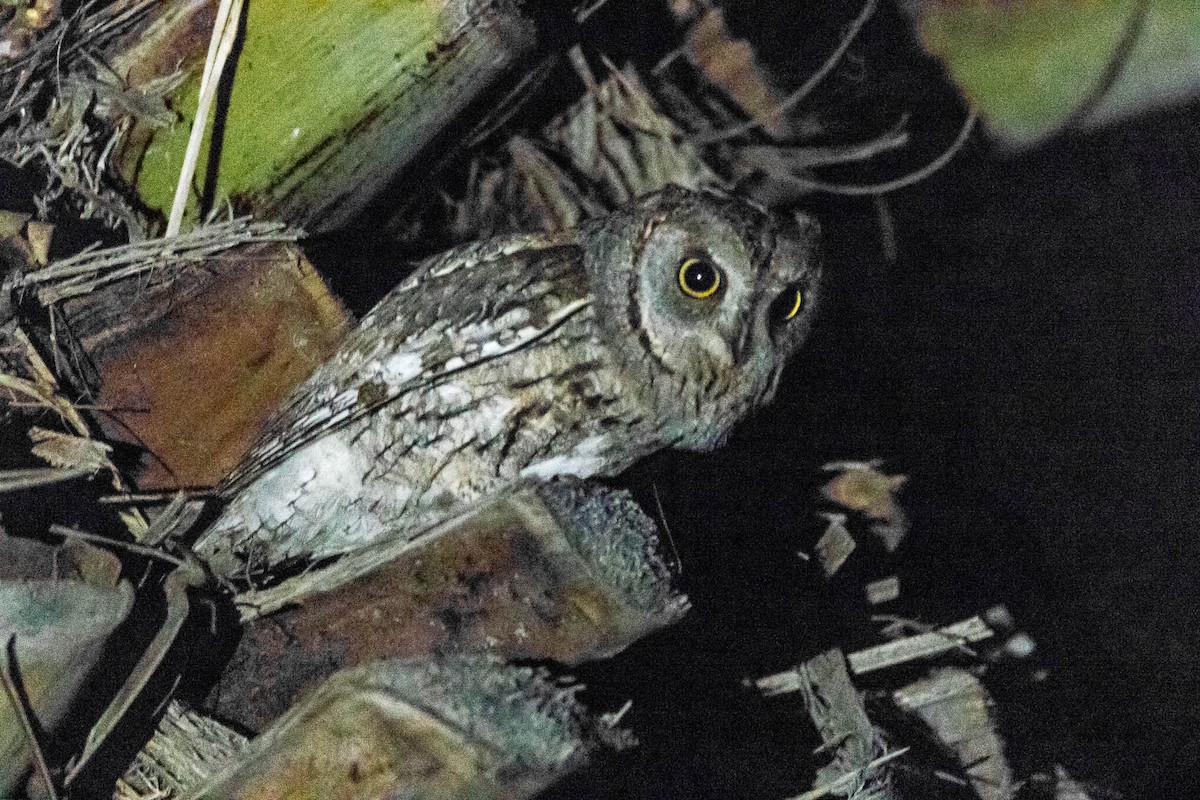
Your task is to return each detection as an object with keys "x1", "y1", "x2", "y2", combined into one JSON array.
[
  {"x1": 815, "y1": 512, "x2": 856, "y2": 577},
  {"x1": 865, "y1": 576, "x2": 900, "y2": 605}
]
